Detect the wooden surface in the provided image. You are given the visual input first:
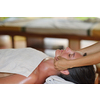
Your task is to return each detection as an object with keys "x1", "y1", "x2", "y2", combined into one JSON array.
[{"x1": 0, "y1": 30, "x2": 100, "y2": 50}]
